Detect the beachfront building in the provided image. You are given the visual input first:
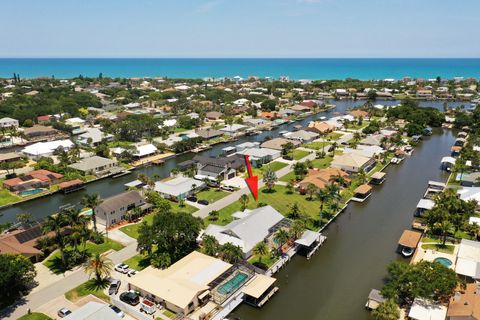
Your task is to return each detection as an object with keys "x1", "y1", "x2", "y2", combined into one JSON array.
[
  {"x1": 331, "y1": 153, "x2": 376, "y2": 173},
  {"x1": 68, "y1": 156, "x2": 120, "y2": 177},
  {"x1": 154, "y1": 176, "x2": 205, "y2": 201},
  {"x1": 21, "y1": 139, "x2": 74, "y2": 159},
  {"x1": 202, "y1": 205, "x2": 287, "y2": 258},
  {"x1": 95, "y1": 190, "x2": 146, "y2": 226}
]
